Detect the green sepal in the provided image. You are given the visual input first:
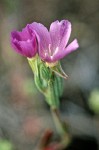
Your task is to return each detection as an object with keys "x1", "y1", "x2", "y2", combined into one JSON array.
[
  {"x1": 28, "y1": 55, "x2": 47, "y2": 94},
  {"x1": 34, "y1": 74, "x2": 46, "y2": 94},
  {"x1": 54, "y1": 75, "x2": 63, "y2": 98},
  {"x1": 45, "y1": 78, "x2": 60, "y2": 109},
  {"x1": 51, "y1": 62, "x2": 68, "y2": 79},
  {"x1": 27, "y1": 55, "x2": 38, "y2": 76},
  {"x1": 45, "y1": 73, "x2": 63, "y2": 108},
  {"x1": 39, "y1": 62, "x2": 51, "y2": 81},
  {"x1": 28, "y1": 56, "x2": 63, "y2": 108}
]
